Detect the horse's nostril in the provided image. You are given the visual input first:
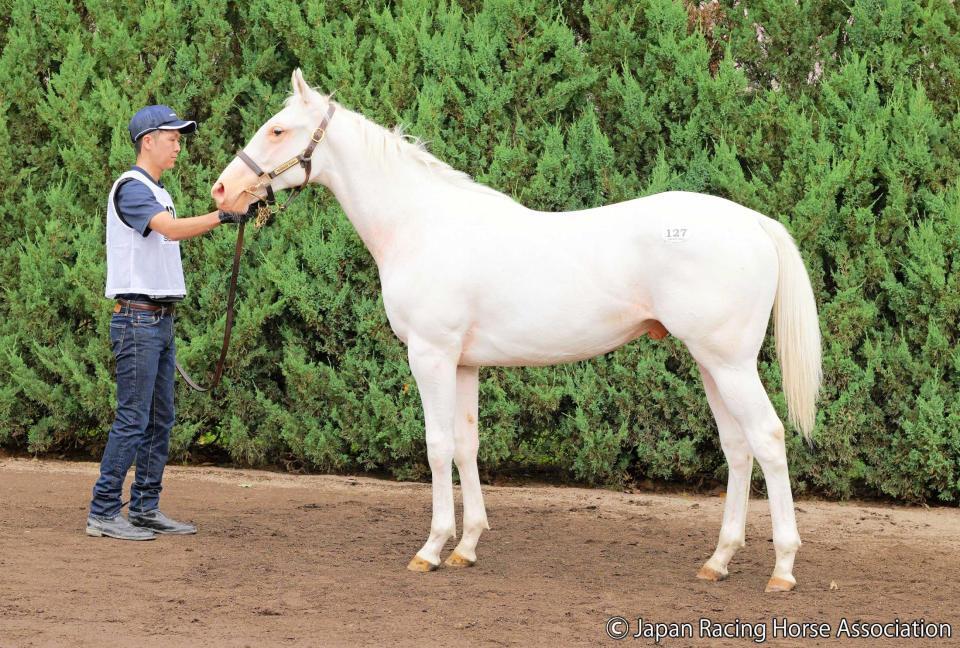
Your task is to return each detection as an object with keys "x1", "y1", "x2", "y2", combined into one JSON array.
[{"x1": 212, "y1": 182, "x2": 225, "y2": 199}]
